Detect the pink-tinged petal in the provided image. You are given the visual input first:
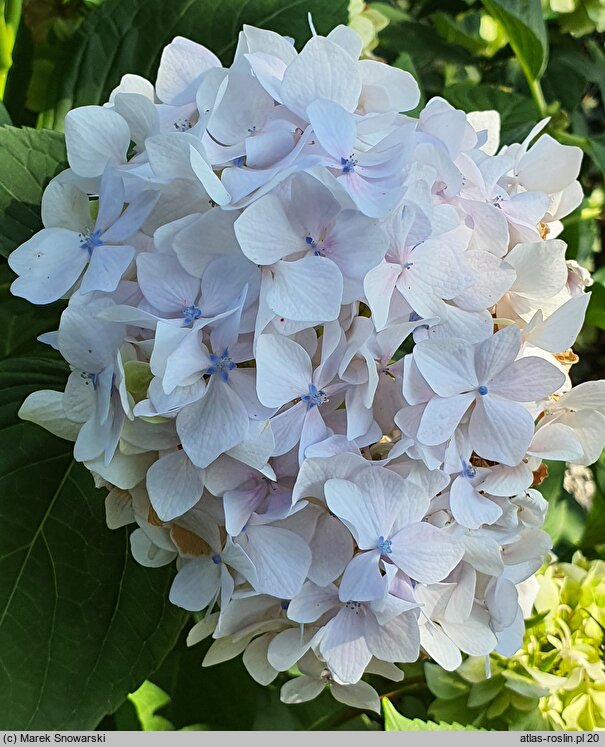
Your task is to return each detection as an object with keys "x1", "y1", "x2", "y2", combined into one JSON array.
[
  {"x1": 268, "y1": 257, "x2": 343, "y2": 322},
  {"x1": 489, "y1": 356, "x2": 565, "y2": 401},
  {"x1": 147, "y1": 450, "x2": 205, "y2": 522},
  {"x1": 319, "y1": 606, "x2": 372, "y2": 685},
  {"x1": 449, "y1": 476, "x2": 502, "y2": 530},
  {"x1": 255, "y1": 333, "x2": 312, "y2": 407},
  {"x1": 469, "y1": 396, "x2": 534, "y2": 466},
  {"x1": 363, "y1": 262, "x2": 401, "y2": 331},
  {"x1": 177, "y1": 377, "x2": 249, "y2": 468},
  {"x1": 288, "y1": 581, "x2": 339, "y2": 624},
  {"x1": 414, "y1": 338, "x2": 477, "y2": 396},
  {"x1": 390, "y1": 523, "x2": 464, "y2": 584},
  {"x1": 474, "y1": 324, "x2": 520, "y2": 384},
  {"x1": 338, "y1": 550, "x2": 386, "y2": 602},
  {"x1": 358, "y1": 59, "x2": 420, "y2": 113},
  {"x1": 364, "y1": 609, "x2": 420, "y2": 664},
  {"x1": 416, "y1": 392, "x2": 475, "y2": 446}
]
